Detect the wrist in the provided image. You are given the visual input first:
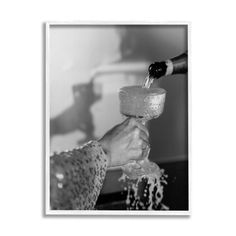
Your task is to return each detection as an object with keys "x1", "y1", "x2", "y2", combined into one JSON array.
[{"x1": 98, "y1": 138, "x2": 111, "y2": 167}]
